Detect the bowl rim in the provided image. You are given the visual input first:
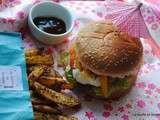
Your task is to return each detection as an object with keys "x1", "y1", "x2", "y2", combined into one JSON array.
[{"x1": 28, "y1": 1, "x2": 74, "y2": 37}]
